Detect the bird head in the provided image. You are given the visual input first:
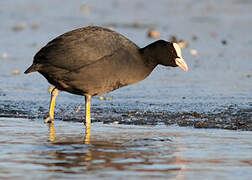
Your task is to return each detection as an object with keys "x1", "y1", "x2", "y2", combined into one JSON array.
[
  {"x1": 145, "y1": 40, "x2": 188, "y2": 71},
  {"x1": 156, "y1": 40, "x2": 188, "y2": 71}
]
